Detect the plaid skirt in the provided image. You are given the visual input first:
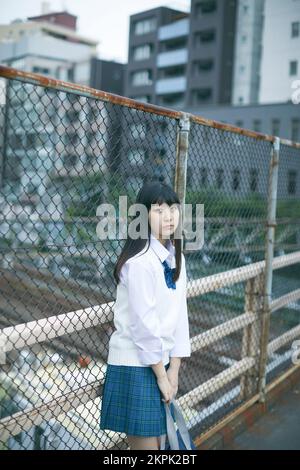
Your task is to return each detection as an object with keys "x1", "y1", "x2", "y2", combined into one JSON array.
[{"x1": 99, "y1": 361, "x2": 174, "y2": 437}]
